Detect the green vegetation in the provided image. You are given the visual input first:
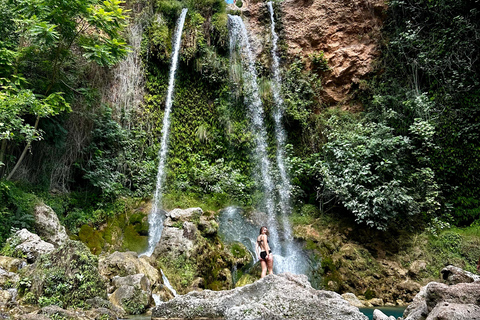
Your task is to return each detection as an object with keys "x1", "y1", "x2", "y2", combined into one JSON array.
[{"x1": 18, "y1": 240, "x2": 107, "y2": 308}]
